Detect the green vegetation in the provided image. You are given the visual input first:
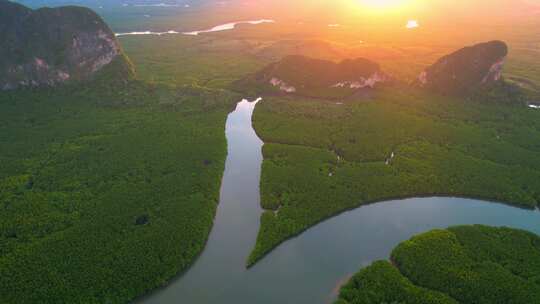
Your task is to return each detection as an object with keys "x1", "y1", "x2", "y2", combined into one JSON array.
[
  {"x1": 418, "y1": 41, "x2": 508, "y2": 95},
  {"x1": 336, "y1": 261, "x2": 458, "y2": 304},
  {"x1": 336, "y1": 225, "x2": 540, "y2": 304},
  {"x1": 248, "y1": 87, "x2": 540, "y2": 265},
  {"x1": 0, "y1": 0, "x2": 132, "y2": 89},
  {"x1": 0, "y1": 10, "x2": 268, "y2": 299},
  {"x1": 119, "y1": 35, "x2": 269, "y2": 90},
  {"x1": 0, "y1": 76, "x2": 238, "y2": 303}
]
